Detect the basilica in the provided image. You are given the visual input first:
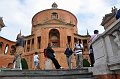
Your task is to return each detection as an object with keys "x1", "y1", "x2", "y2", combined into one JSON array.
[
  {"x1": 0, "y1": 3, "x2": 90, "y2": 69},
  {"x1": 1, "y1": 2, "x2": 120, "y2": 79}
]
